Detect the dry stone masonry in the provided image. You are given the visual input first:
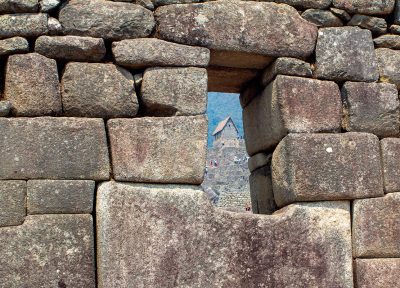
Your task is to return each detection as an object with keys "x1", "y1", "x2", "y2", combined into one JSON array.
[{"x1": 0, "y1": 0, "x2": 400, "y2": 287}]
